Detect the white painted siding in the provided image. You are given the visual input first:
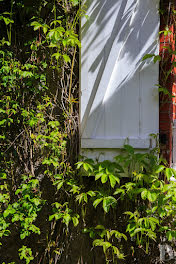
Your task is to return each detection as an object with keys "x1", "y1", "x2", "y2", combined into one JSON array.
[{"x1": 80, "y1": 0, "x2": 159, "y2": 152}]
